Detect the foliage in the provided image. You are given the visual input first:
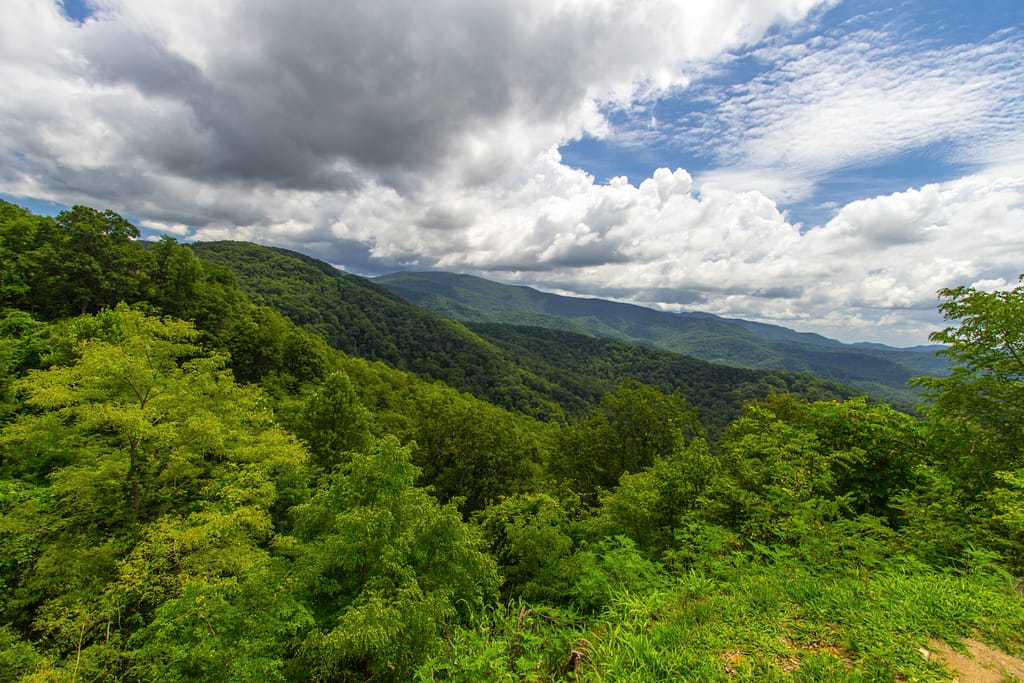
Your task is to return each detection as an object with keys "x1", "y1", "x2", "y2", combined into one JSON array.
[
  {"x1": 416, "y1": 601, "x2": 584, "y2": 681},
  {"x1": 591, "y1": 436, "x2": 719, "y2": 558},
  {"x1": 907, "y1": 278, "x2": 1024, "y2": 571},
  {"x1": 407, "y1": 387, "x2": 540, "y2": 513},
  {"x1": 289, "y1": 436, "x2": 500, "y2": 681},
  {"x1": 0, "y1": 306, "x2": 311, "y2": 677},
  {"x1": 0, "y1": 203, "x2": 46, "y2": 313},
  {"x1": 189, "y1": 241, "x2": 563, "y2": 416},
  {"x1": 0, "y1": 311, "x2": 51, "y2": 428},
  {"x1": 422, "y1": 552, "x2": 1024, "y2": 682},
  {"x1": 284, "y1": 371, "x2": 374, "y2": 472},
  {"x1": 470, "y1": 323, "x2": 854, "y2": 435},
  {"x1": 0, "y1": 202, "x2": 153, "y2": 318},
  {"x1": 338, "y1": 355, "x2": 551, "y2": 514},
  {"x1": 917, "y1": 277, "x2": 1024, "y2": 467},
  {"x1": 127, "y1": 561, "x2": 313, "y2": 682},
  {"x1": 474, "y1": 493, "x2": 581, "y2": 603},
  {"x1": 553, "y1": 380, "x2": 704, "y2": 500},
  {"x1": 716, "y1": 396, "x2": 920, "y2": 525}
]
